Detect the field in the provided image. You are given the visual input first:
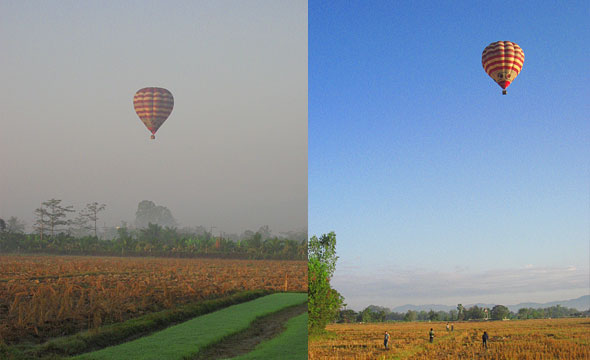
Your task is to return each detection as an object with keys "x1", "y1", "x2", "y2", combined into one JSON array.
[
  {"x1": 309, "y1": 318, "x2": 590, "y2": 359},
  {"x1": 233, "y1": 312, "x2": 308, "y2": 360},
  {"x1": 0, "y1": 254, "x2": 307, "y2": 345},
  {"x1": 73, "y1": 293, "x2": 307, "y2": 360}
]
